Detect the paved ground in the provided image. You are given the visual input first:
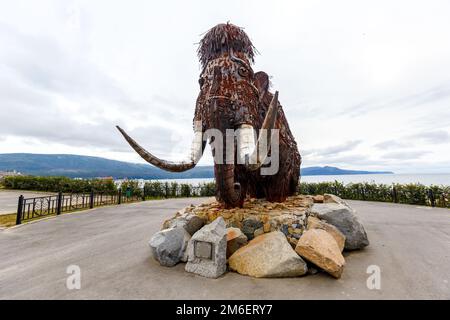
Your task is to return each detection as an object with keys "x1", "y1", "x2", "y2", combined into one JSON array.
[
  {"x1": 0, "y1": 190, "x2": 54, "y2": 215},
  {"x1": 0, "y1": 198, "x2": 449, "y2": 300}
]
